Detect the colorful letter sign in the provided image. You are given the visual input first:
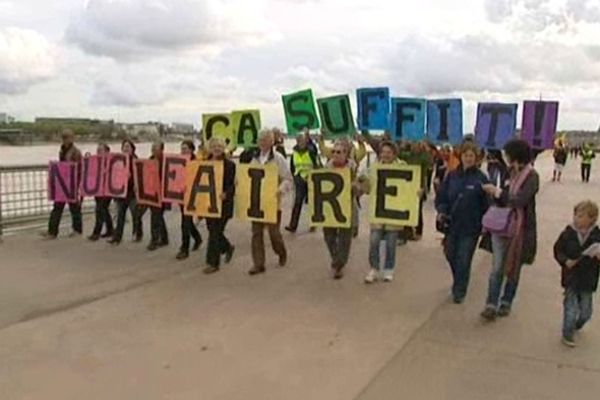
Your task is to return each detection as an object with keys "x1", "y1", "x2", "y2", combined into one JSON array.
[
  {"x1": 162, "y1": 154, "x2": 188, "y2": 205},
  {"x1": 317, "y1": 95, "x2": 355, "y2": 139},
  {"x1": 133, "y1": 160, "x2": 162, "y2": 208},
  {"x1": 390, "y1": 98, "x2": 426, "y2": 142},
  {"x1": 369, "y1": 165, "x2": 421, "y2": 227},
  {"x1": 475, "y1": 103, "x2": 518, "y2": 150},
  {"x1": 357, "y1": 87, "x2": 390, "y2": 130},
  {"x1": 521, "y1": 101, "x2": 559, "y2": 150},
  {"x1": 104, "y1": 153, "x2": 129, "y2": 199},
  {"x1": 282, "y1": 89, "x2": 320, "y2": 135},
  {"x1": 427, "y1": 99, "x2": 463, "y2": 145},
  {"x1": 235, "y1": 164, "x2": 279, "y2": 223},
  {"x1": 202, "y1": 114, "x2": 235, "y2": 148},
  {"x1": 232, "y1": 110, "x2": 261, "y2": 148},
  {"x1": 309, "y1": 168, "x2": 352, "y2": 228},
  {"x1": 48, "y1": 162, "x2": 78, "y2": 203},
  {"x1": 81, "y1": 155, "x2": 105, "y2": 197},
  {"x1": 184, "y1": 161, "x2": 224, "y2": 218}
]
